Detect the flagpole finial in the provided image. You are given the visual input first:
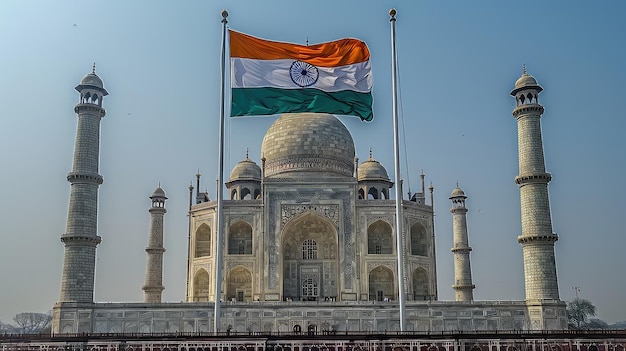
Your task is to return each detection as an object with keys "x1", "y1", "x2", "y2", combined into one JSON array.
[
  {"x1": 221, "y1": 9, "x2": 228, "y2": 22},
  {"x1": 389, "y1": 8, "x2": 397, "y2": 21}
]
